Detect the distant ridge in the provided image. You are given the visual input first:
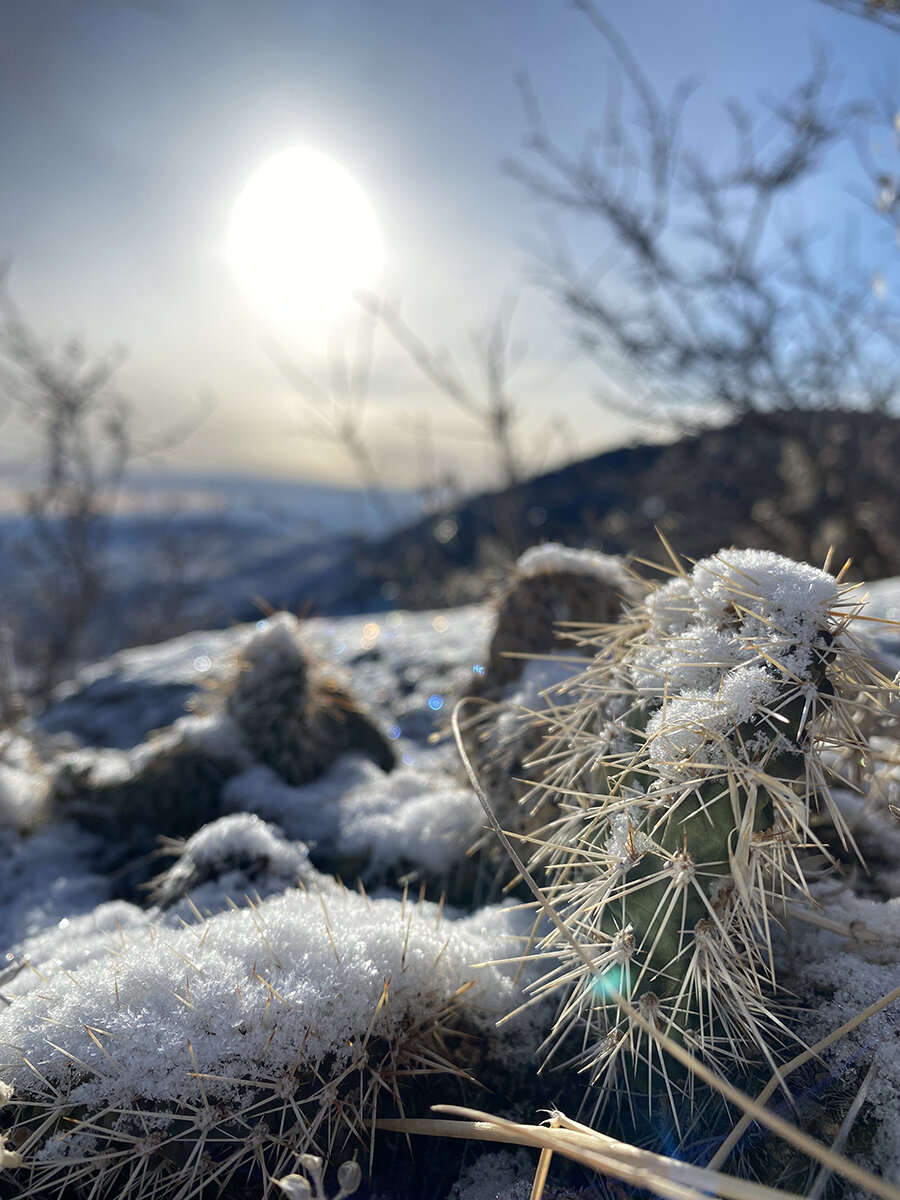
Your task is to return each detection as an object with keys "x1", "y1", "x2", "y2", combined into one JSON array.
[{"x1": 285, "y1": 407, "x2": 900, "y2": 613}]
